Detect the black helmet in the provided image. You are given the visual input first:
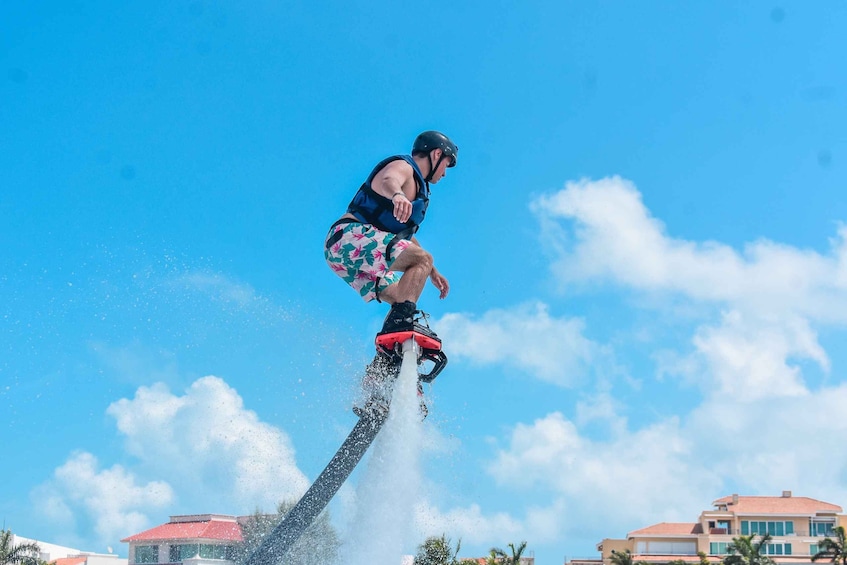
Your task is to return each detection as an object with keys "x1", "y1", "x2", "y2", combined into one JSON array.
[{"x1": 412, "y1": 131, "x2": 458, "y2": 168}]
